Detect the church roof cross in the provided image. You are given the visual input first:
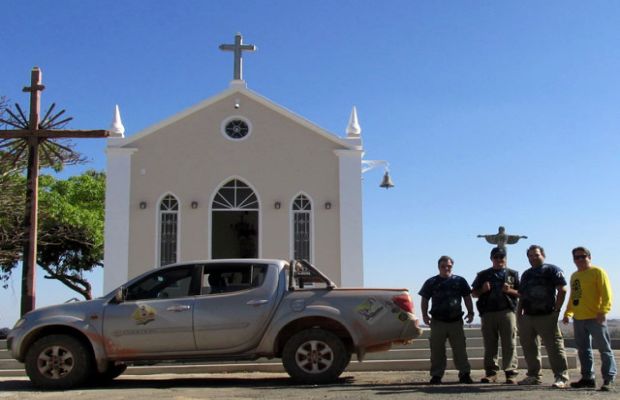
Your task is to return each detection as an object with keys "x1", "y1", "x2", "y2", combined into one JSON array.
[{"x1": 219, "y1": 33, "x2": 256, "y2": 81}]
